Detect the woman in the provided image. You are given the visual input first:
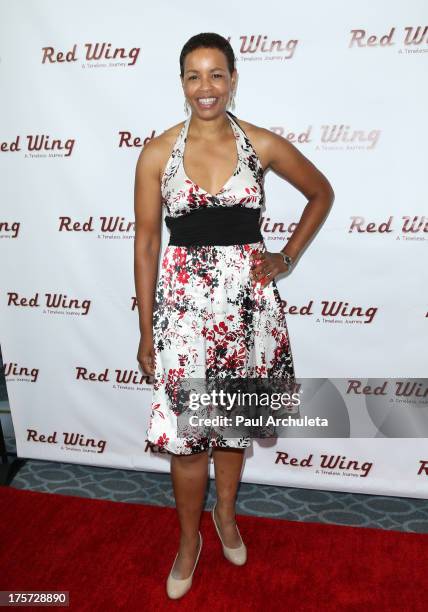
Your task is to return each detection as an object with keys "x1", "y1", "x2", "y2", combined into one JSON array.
[{"x1": 134, "y1": 32, "x2": 334, "y2": 599}]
